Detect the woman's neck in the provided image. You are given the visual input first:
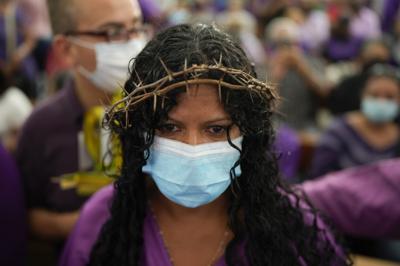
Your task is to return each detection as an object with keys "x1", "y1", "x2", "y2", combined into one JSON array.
[{"x1": 361, "y1": 113, "x2": 393, "y2": 131}]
